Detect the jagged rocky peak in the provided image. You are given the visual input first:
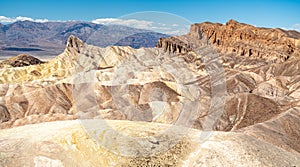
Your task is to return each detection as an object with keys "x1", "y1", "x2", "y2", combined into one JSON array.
[
  {"x1": 66, "y1": 35, "x2": 84, "y2": 53},
  {"x1": 157, "y1": 19, "x2": 300, "y2": 62}
]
